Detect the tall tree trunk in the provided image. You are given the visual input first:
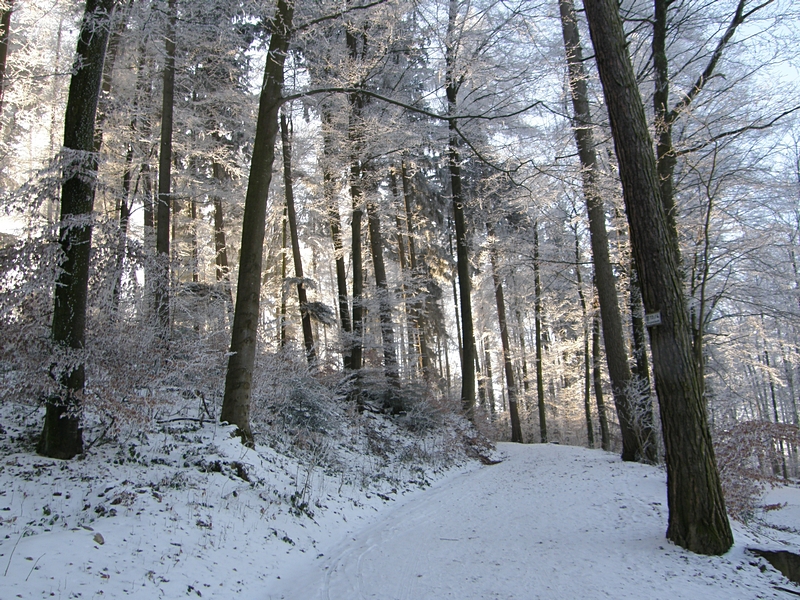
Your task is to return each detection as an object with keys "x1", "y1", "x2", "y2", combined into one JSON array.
[
  {"x1": 221, "y1": 0, "x2": 294, "y2": 445},
  {"x1": 366, "y1": 180, "x2": 400, "y2": 394},
  {"x1": 155, "y1": 0, "x2": 177, "y2": 336},
  {"x1": 584, "y1": 0, "x2": 733, "y2": 554},
  {"x1": 190, "y1": 198, "x2": 198, "y2": 283},
  {"x1": 630, "y1": 261, "x2": 652, "y2": 399},
  {"x1": 401, "y1": 161, "x2": 432, "y2": 378},
  {"x1": 280, "y1": 110, "x2": 315, "y2": 363},
  {"x1": 211, "y1": 162, "x2": 233, "y2": 321},
  {"x1": 391, "y1": 171, "x2": 412, "y2": 376},
  {"x1": 346, "y1": 27, "x2": 366, "y2": 373},
  {"x1": 559, "y1": 0, "x2": 656, "y2": 462},
  {"x1": 446, "y1": 0, "x2": 476, "y2": 417},
  {"x1": 321, "y1": 108, "x2": 352, "y2": 368},
  {"x1": 573, "y1": 226, "x2": 594, "y2": 448},
  {"x1": 533, "y1": 219, "x2": 547, "y2": 442},
  {"x1": 112, "y1": 142, "x2": 133, "y2": 310},
  {"x1": 0, "y1": 0, "x2": 14, "y2": 124},
  {"x1": 489, "y1": 228, "x2": 522, "y2": 442},
  {"x1": 38, "y1": 0, "x2": 116, "y2": 460}
]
